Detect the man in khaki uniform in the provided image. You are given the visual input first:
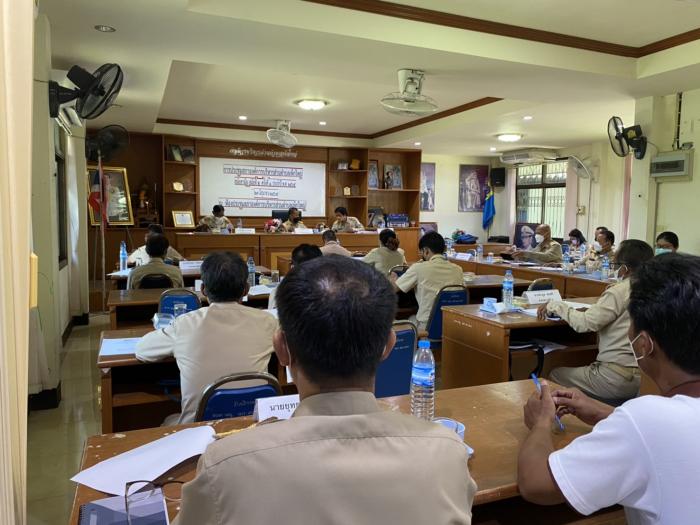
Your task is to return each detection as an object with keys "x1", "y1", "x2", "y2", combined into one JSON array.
[
  {"x1": 280, "y1": 207, "x2": 308, "y2": 232},
  {"x1": 537, "y1": 240, "x2": 654, "y2": 402},
  {"x1": 579, "y1": 229, "x2": 615, "y2": 271},
  {"x1": 319, "y1": 229, "x2": 352, "y2": 257},
  {"x1": 393, "y1": 231, "x2": 464, "y2": 331},
  {"x1": 176, "y1": 256, "x2": 475, "y2": 525},
  {"x1": 198, "y1": 205, "x2": 232, "y2": 232},
  {"x1": 126, "y1": 234, "x2": 184, "y2": 289},
  {"x1": 512, "y1": 224, "x2": 562, "y2": 264},
  {"x1": 331, "y1": 205, "x2": 364, "y2": 232},
  {"x1": 136, "y1": 251, "x2": 276, "y2": 424}
]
